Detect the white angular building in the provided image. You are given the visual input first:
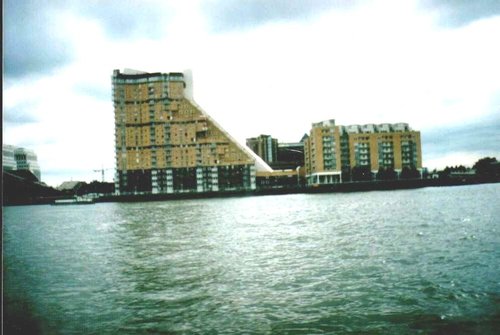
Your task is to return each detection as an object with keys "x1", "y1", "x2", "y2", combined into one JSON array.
[{"x1": 3, "y1": 144, "x2": 41, "y2": 181}]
